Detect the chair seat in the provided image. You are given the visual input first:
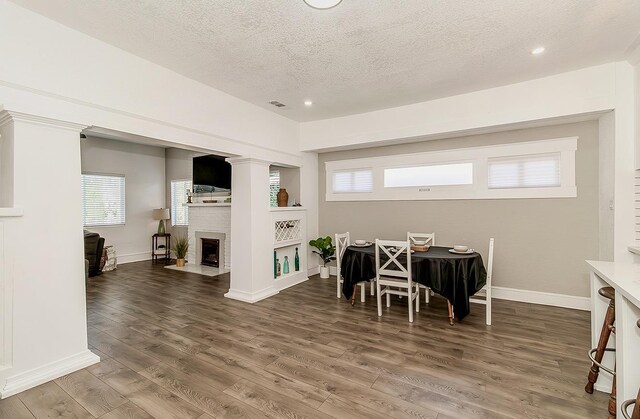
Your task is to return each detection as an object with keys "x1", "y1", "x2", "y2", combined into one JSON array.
[{"x1": 598, "y1": 286, "x2": 615, "y2": 301}]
